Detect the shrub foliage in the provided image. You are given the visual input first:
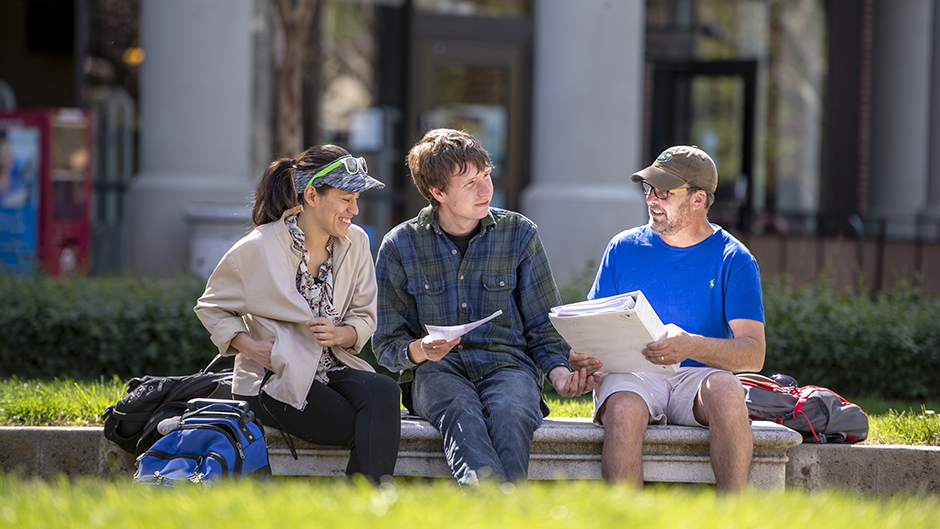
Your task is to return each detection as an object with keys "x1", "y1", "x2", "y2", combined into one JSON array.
[
  {"x1": 0, "y1": 274, "x2": 216, "y2": 379},
  {"x1": 762, "y1": 278, "x2": 940, "y2": 400},
  {"x1": 2, "y1": 273, "x2": 939, "y2": 400}
]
